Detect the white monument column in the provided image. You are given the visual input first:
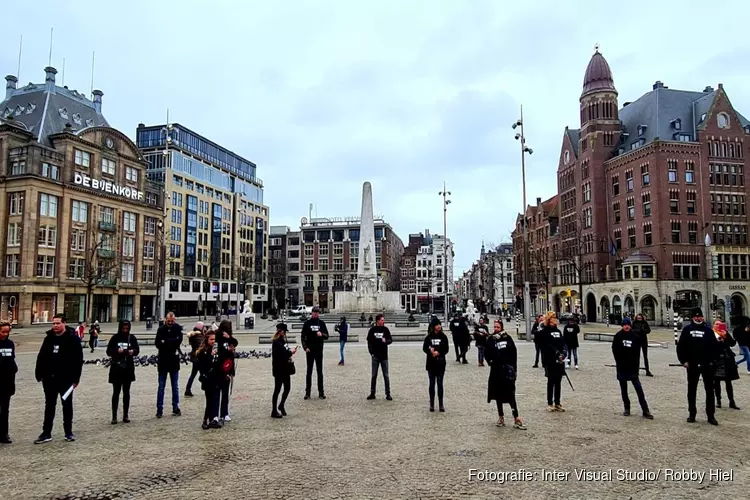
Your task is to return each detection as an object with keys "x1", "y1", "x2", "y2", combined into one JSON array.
[{"x1": 356, "y1": 181, "x2": 378, "y2": 294}]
